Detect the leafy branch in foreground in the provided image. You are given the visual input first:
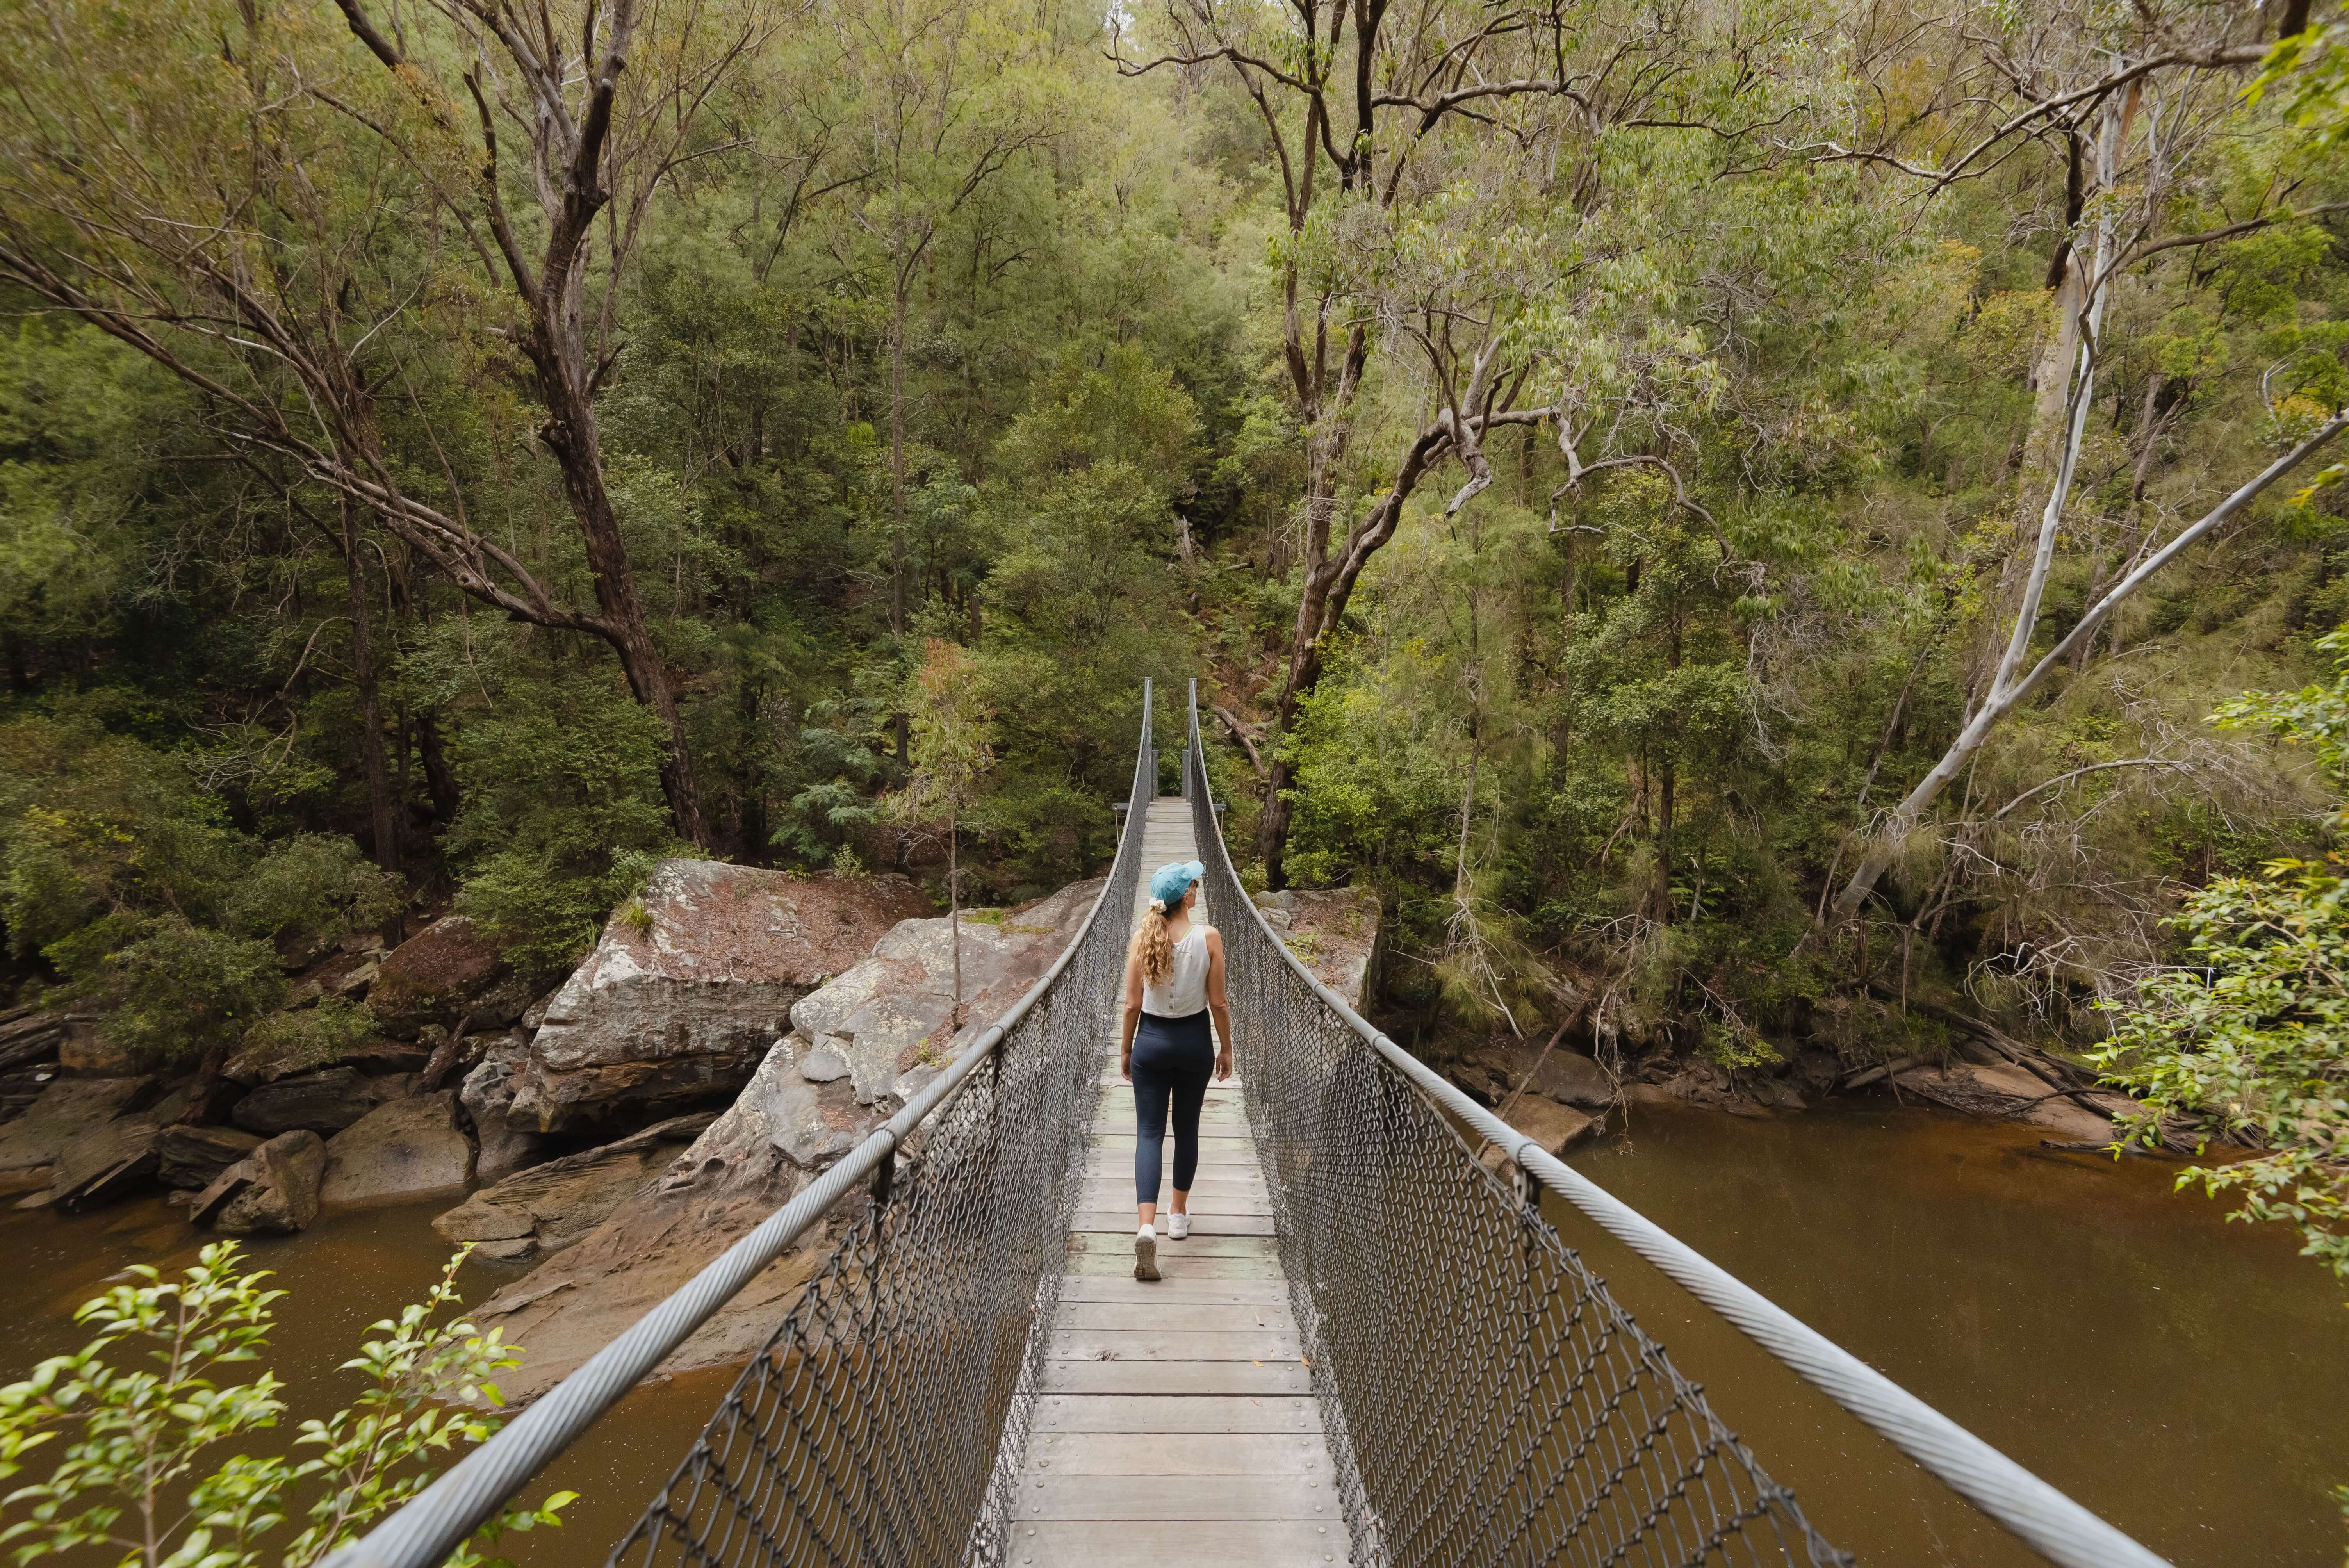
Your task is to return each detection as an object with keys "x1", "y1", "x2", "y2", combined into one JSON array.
[
  {"x1": 0, "y1": 1242, "x2": 572, "y2": 1567},
  {"x1": 2096, "y1": 627, "x2": 2349, "y2": 1291}
]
